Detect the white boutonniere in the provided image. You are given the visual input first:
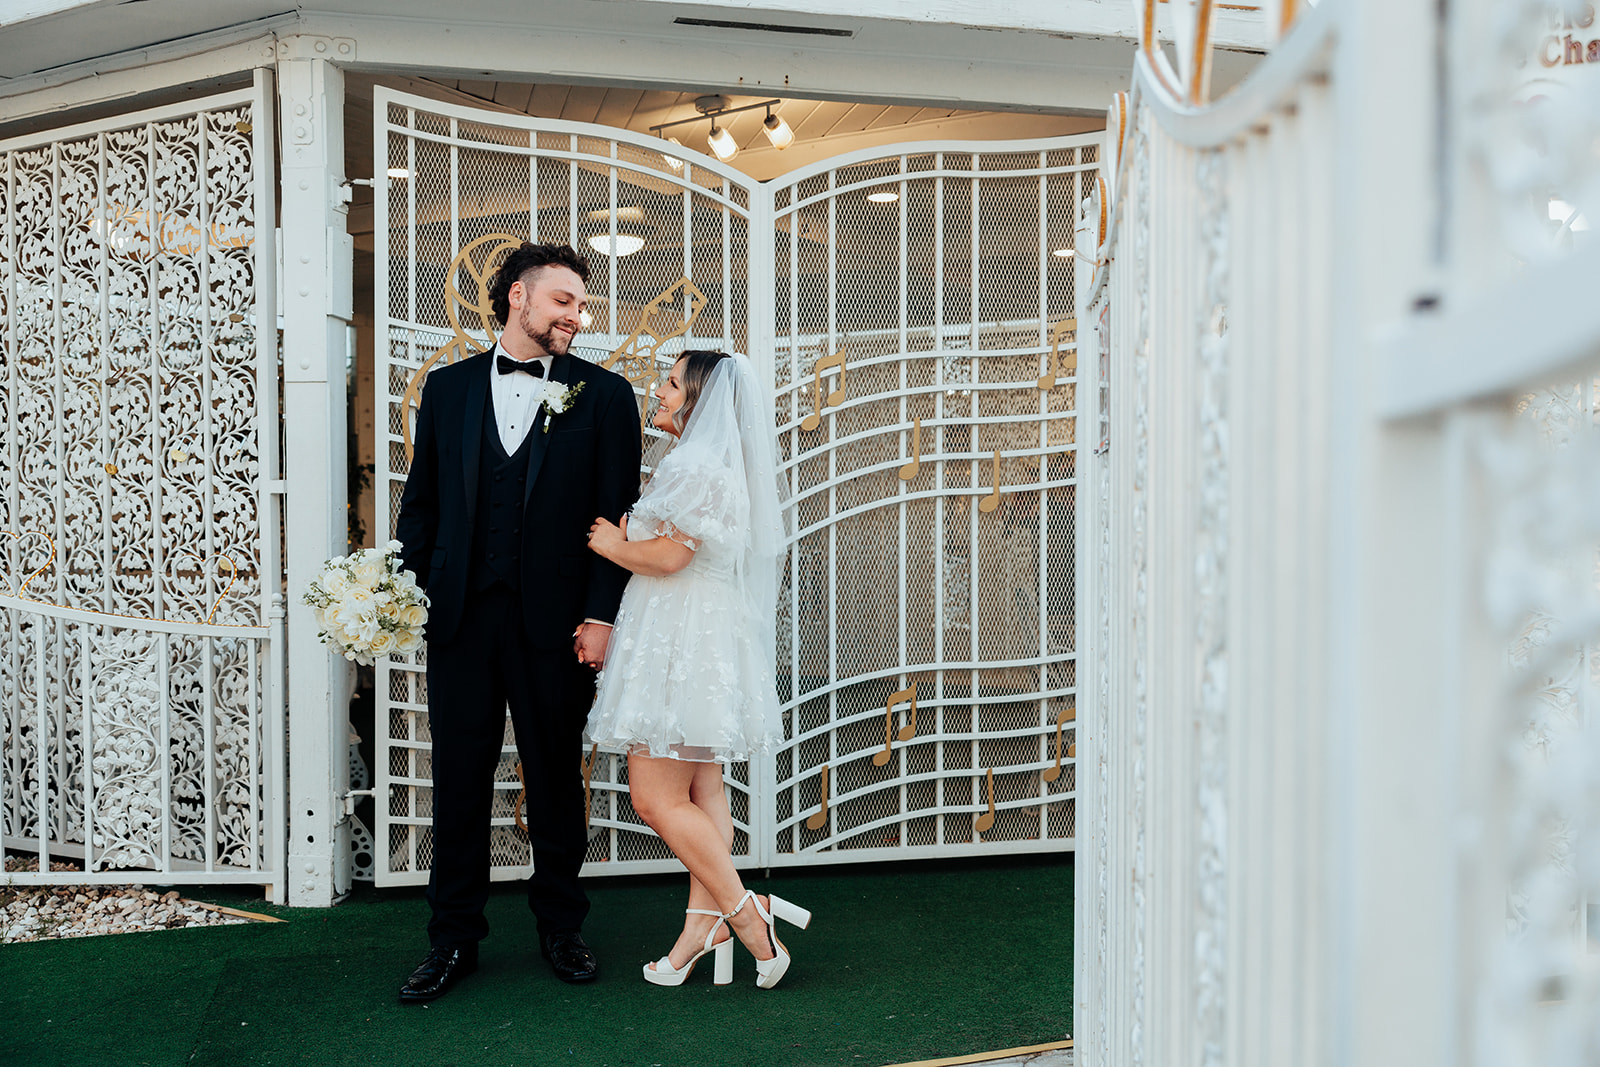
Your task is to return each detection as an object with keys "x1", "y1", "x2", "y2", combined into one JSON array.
[{"x1": 534, "y1": 379, "x2": 585, "y2": 432}]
